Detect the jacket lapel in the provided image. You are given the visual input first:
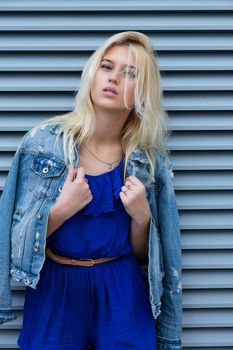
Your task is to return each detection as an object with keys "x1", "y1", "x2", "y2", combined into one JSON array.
[{"x1": 49, "y1": 124, "x2": 152, "y2": 185}]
